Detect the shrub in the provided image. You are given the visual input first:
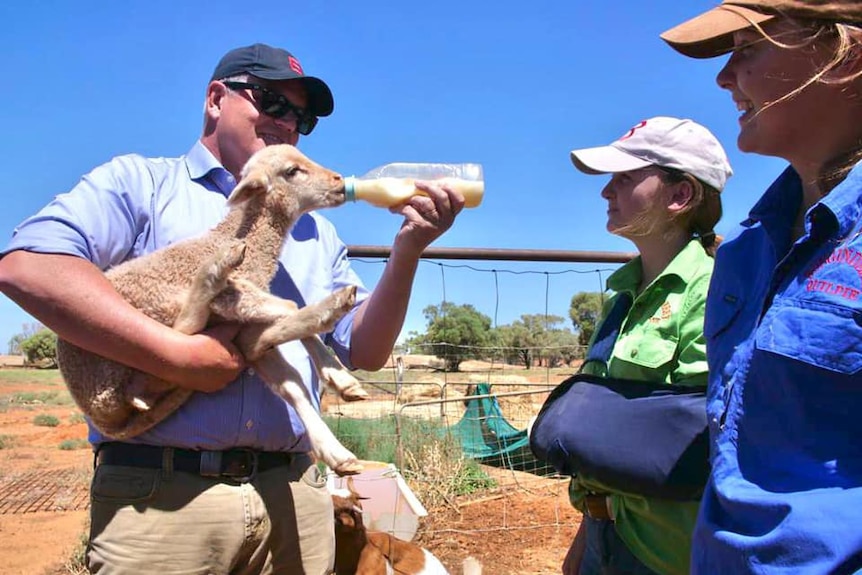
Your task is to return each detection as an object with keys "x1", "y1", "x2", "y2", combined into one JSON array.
[
  {"x1": 324, "y1": 414, "x2": 496, "y2": 508},
  {"x1": 20, "y1": 328, "x2": 58, "y2": 367},
  {"x1": 33, "y1": 414, "x2": 60, "y2": 427},
  {"x1": 59, "y1": 439, "x2": 89, "y2": 450},
  {"x1": 69, "y1": 412, "x2": 87, "y2": 424}
]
